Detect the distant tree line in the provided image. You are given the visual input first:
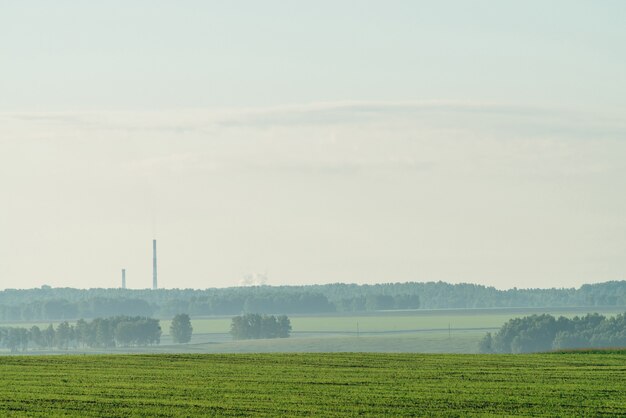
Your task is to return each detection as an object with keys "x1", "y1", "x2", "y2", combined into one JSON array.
[
  {"x1": 230, "y1": 314, "x2": 291, "y2": 340},
  {"x1": 0, "y1": 297, "x2": 154, "y2": 321},
  {"x1": 0, "y1": 280, "x2": 625, "y2": 321},
  {"x1": 479, "y1": 313, "x2": 626, "y2": 354},
  {"x1": 0, "y1": 316, "x2": 161, "y2": 353}
]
